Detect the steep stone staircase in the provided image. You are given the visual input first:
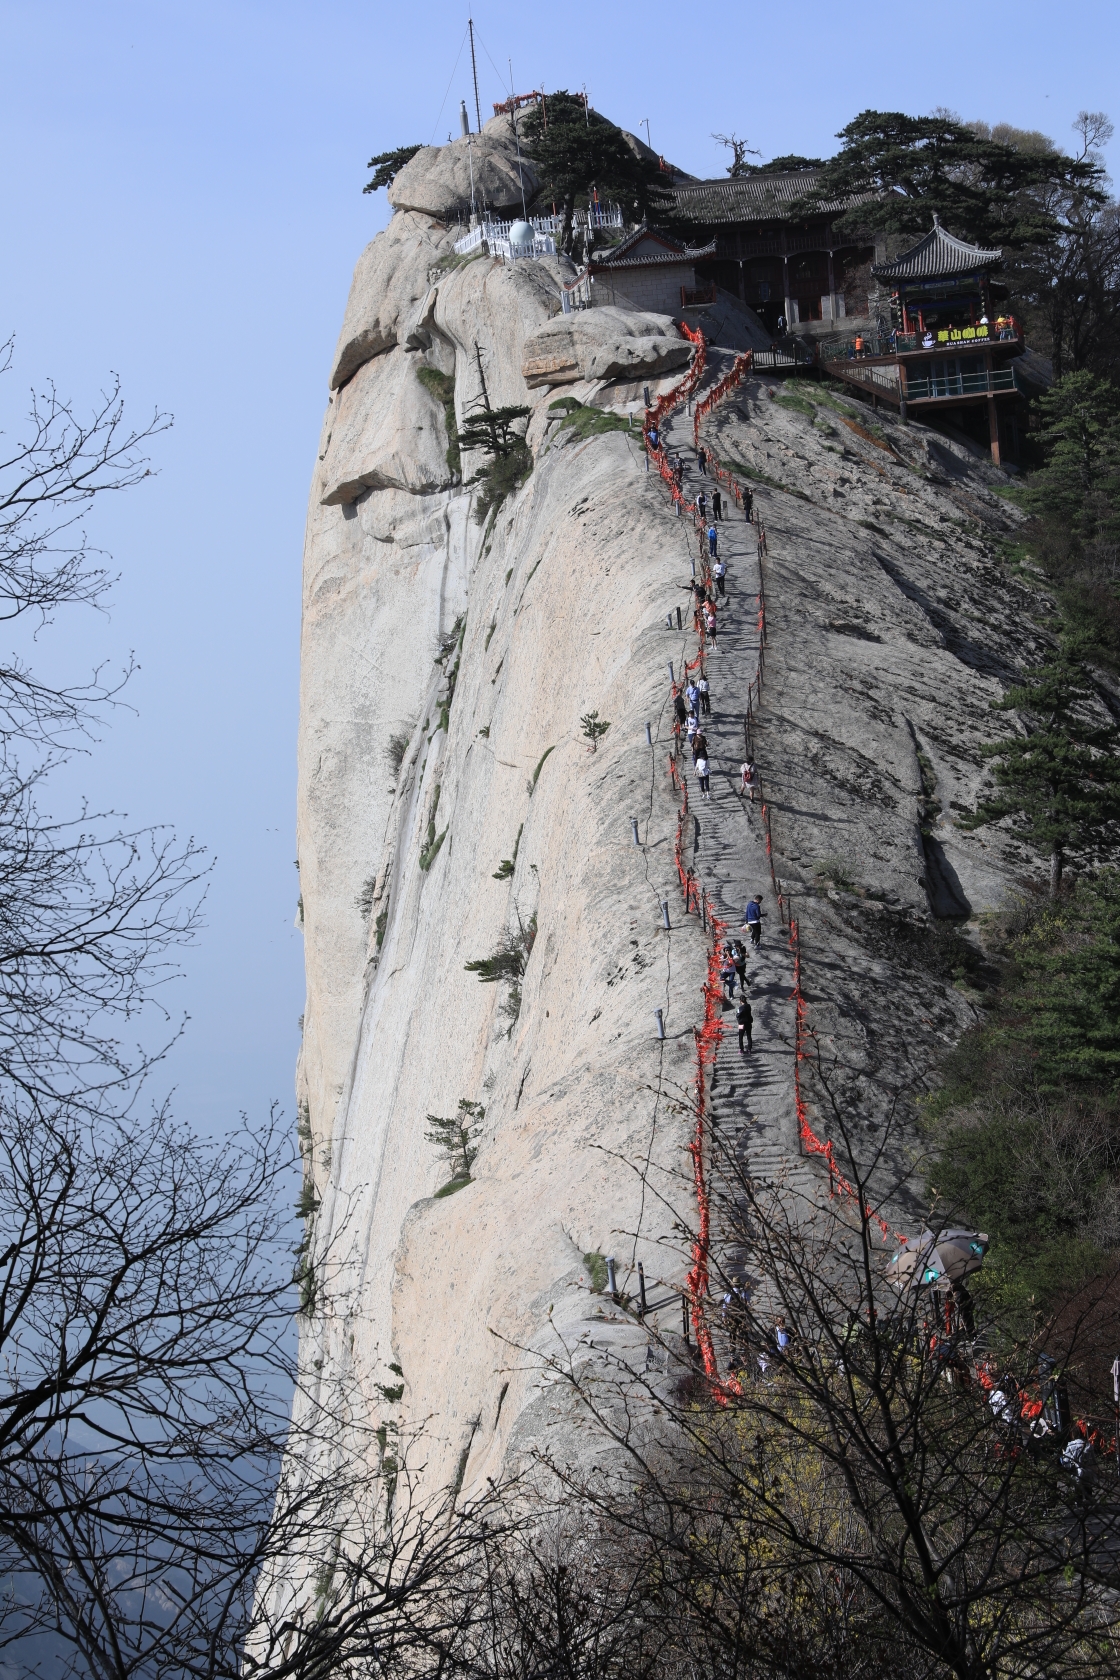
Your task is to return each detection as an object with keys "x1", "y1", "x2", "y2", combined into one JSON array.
[{"x1": 656, "y1": 362, "x2": 825, "y2": 1309}]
